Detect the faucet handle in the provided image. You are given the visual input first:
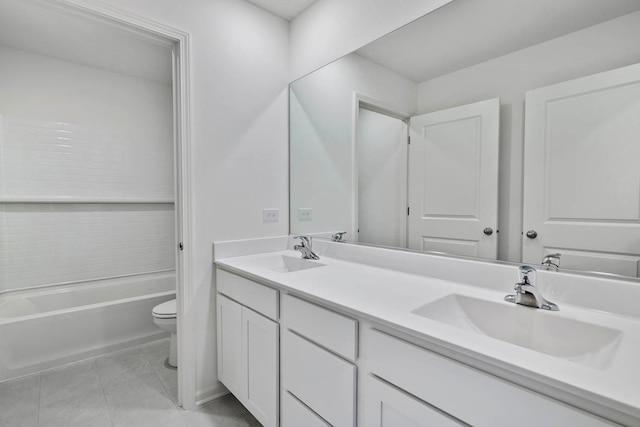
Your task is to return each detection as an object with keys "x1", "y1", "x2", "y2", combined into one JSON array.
[
  {"x1": 518, "y1": 265, "x2": 536, "y2": 285},
  {"x1": 542, "y1": 253, "x2": 561, "y2": 270},
  {"x1": 294, "y1": 235, "x2": 311, "y2": 247},
  {"x1": 293, "y1": 235, "x2": 320, "y2": 260},
  {"x1": 331, "y1": 232, "x2": 346, "y2": 242}
]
